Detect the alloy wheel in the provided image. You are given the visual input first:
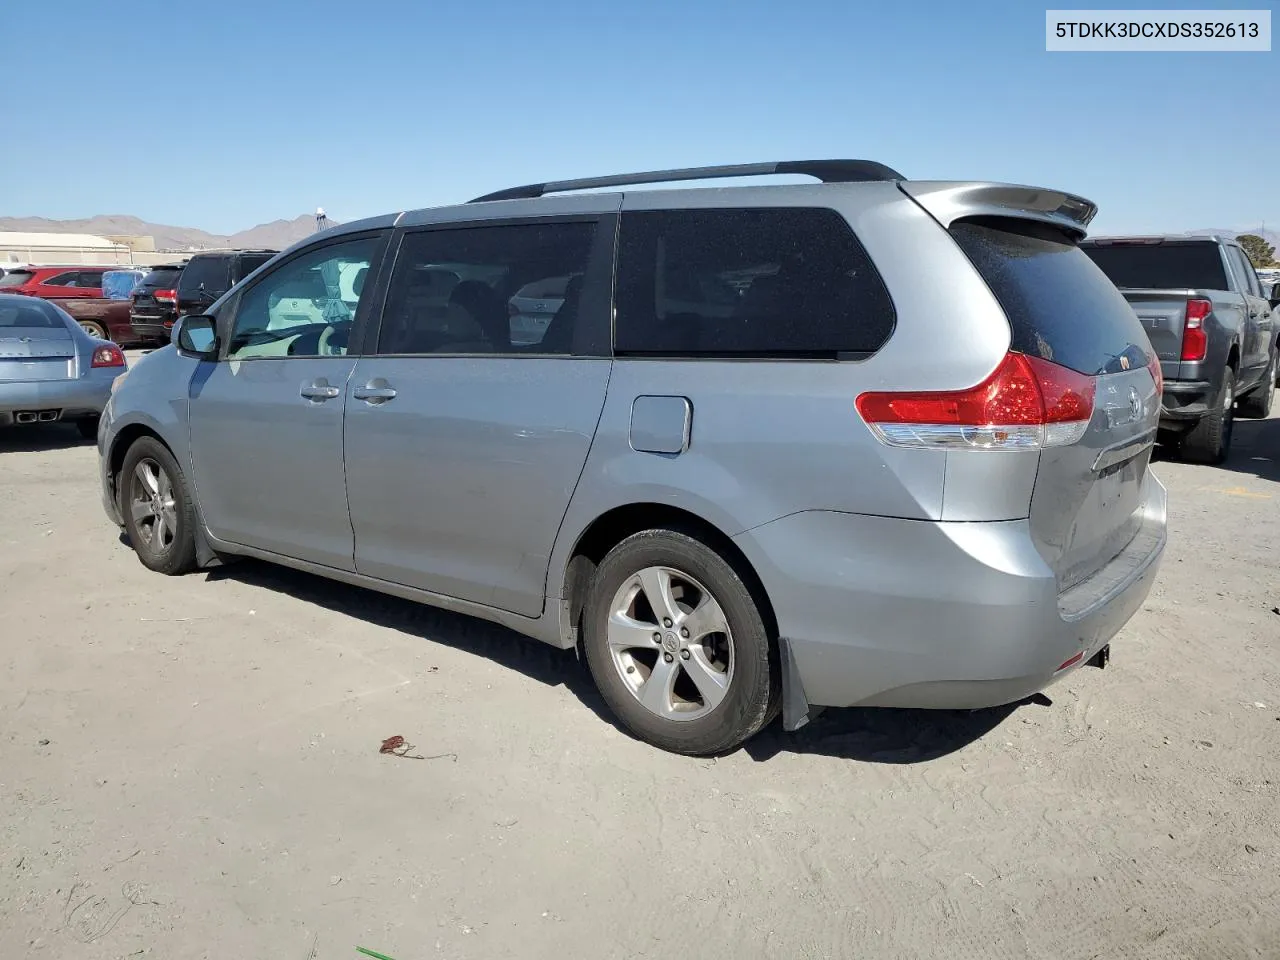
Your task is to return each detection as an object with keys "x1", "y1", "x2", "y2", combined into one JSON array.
[
  {"x1": 129, "y1": 458, "x2": 178, "y2": 553},
  {"x1": 606, "y1": 565, "x2": 734, "y2": 722}
]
